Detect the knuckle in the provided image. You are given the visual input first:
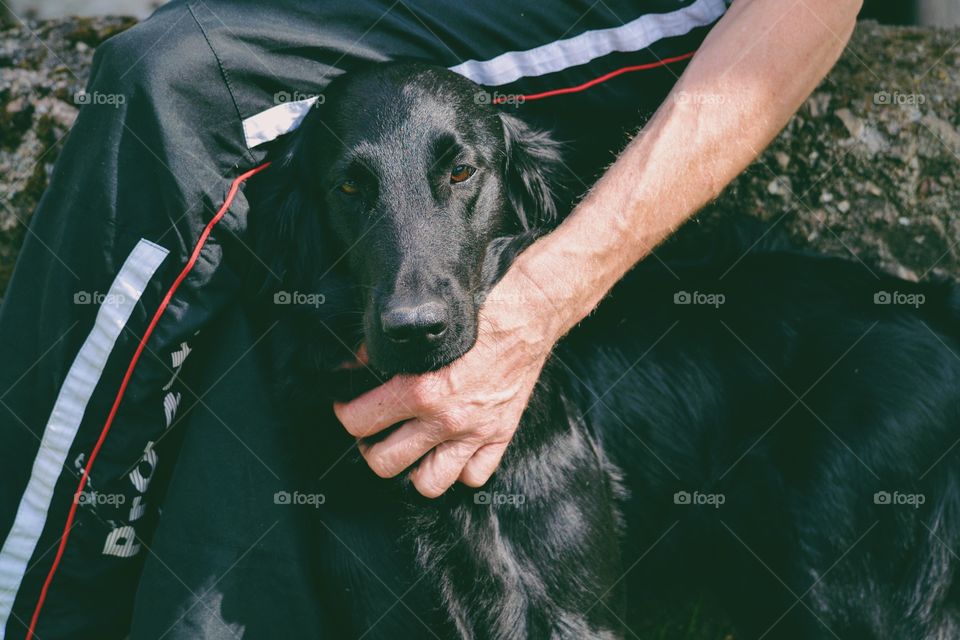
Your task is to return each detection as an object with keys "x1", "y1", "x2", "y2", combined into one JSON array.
[
  {"x1": 344, "y1": 421, "x2": 370, "y2": 438},
  {"x1": 439, "y1": 409, "x2": 469, "y2": 436},
  {"x1": 423, "y1": 418, "x2": 452, "y2": 441},
  {"x1": 414, "y1": 475, "x2": 445, "y2": 499},
  {"x1": 460, "y1": 470, "x2": 488, "y2": 488},
  {"x1": 364, "y1": 450, "x2": 395, "y2": 479},
  {"x1": 407, "y1": 383, "x2": 434, "y2": 410}
]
